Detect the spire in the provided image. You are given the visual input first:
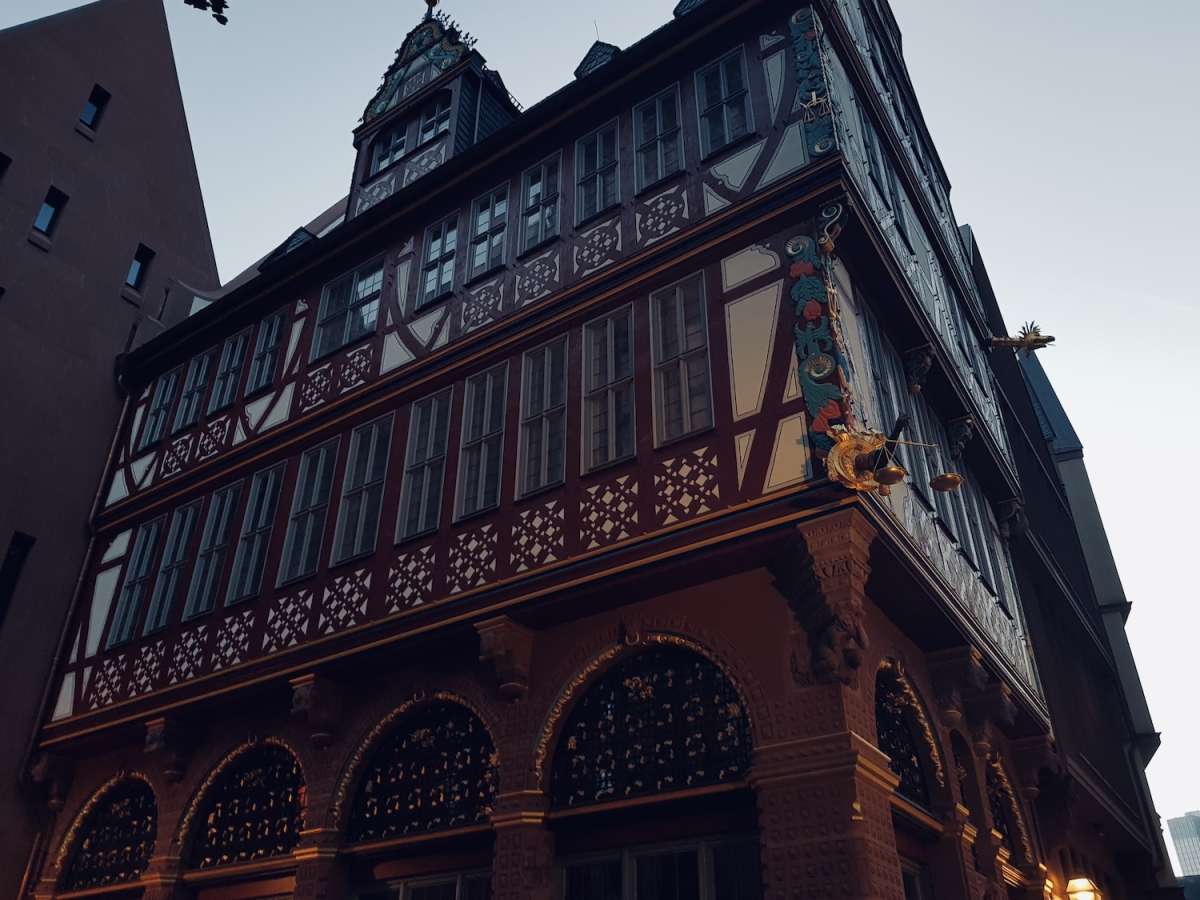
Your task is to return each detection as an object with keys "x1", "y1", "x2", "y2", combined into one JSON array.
[{"x1": 424, "y1": 0, "x2": 438, "y2": 21}]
